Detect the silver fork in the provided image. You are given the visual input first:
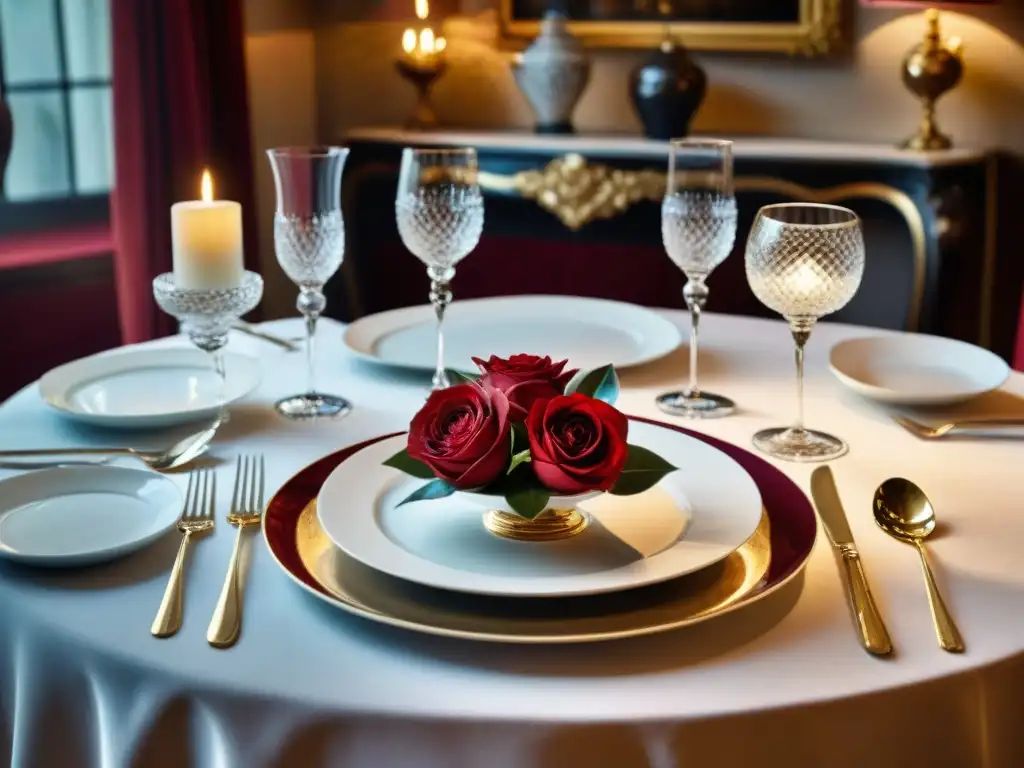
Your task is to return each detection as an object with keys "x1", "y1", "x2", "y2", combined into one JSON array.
[
  {"x1": 151, "y1": 470, "x2": 216, "y2": 638},
  {"x1": 894, "y1": 415, "x2": 1024, "y2": 439},
  {"x1": 207, "y1": 455, "x2": 265, "y2": 649}
]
